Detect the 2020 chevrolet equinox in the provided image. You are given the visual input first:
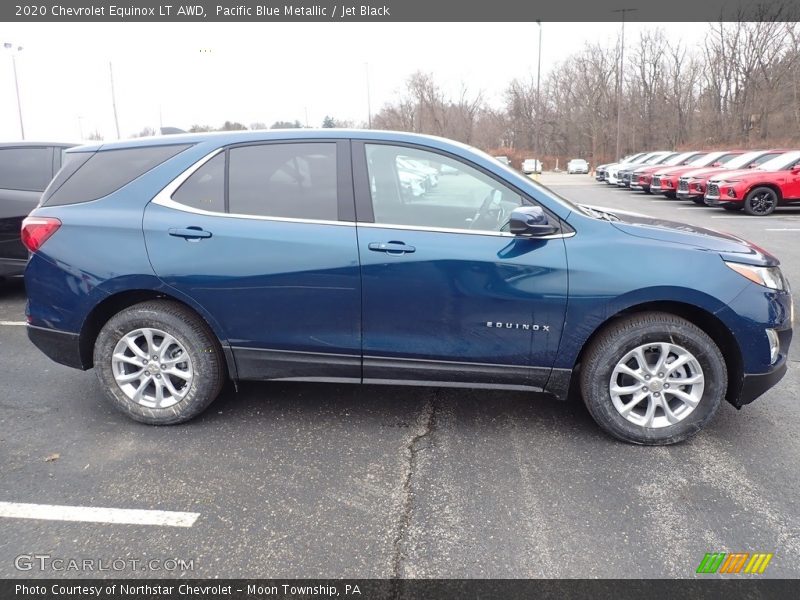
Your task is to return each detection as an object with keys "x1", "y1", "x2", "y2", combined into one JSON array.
[{"x1": 22, "y1": 131, "x2": 794, "y2": 444}]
